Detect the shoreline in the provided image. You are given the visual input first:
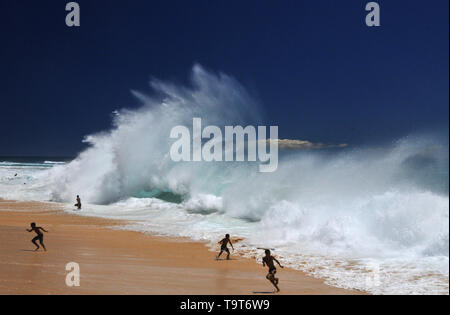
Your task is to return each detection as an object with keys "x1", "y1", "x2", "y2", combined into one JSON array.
[{"x1": 0, "y1": 199, "x2": 364, "y2": 295}]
